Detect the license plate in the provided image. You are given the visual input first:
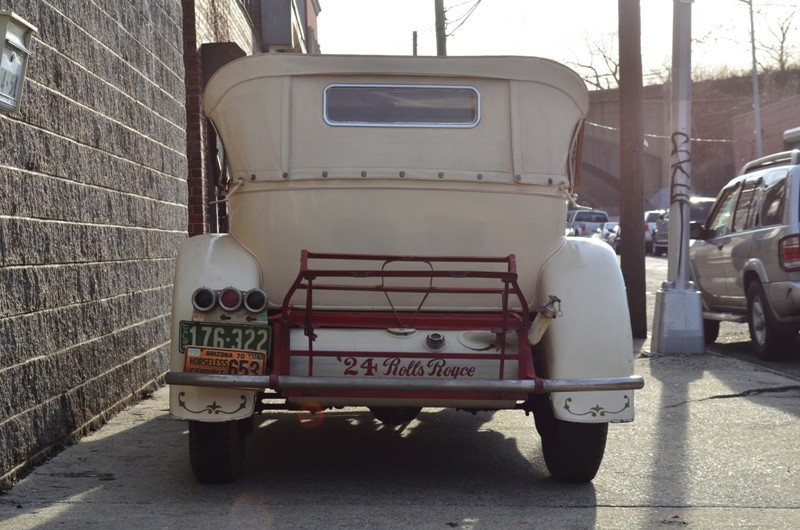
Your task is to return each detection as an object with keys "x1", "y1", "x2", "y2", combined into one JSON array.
[
  {"x1": 183, "y1": 347, "x2": 266, "y2": 375},
  {"x1": 179, "y1": 321, "x2": 271, "y2": 375},
  {"x1": 179, "y1": 321, "x2": 271, "y2": 352}
]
